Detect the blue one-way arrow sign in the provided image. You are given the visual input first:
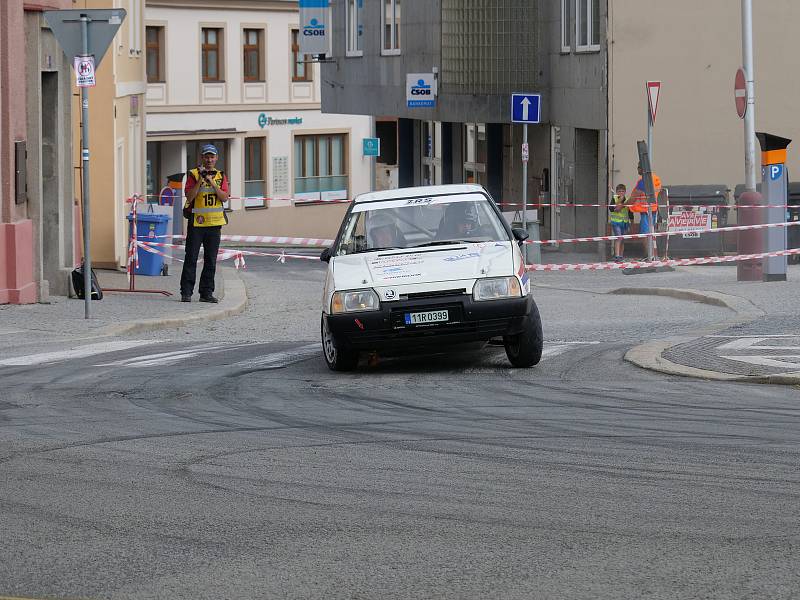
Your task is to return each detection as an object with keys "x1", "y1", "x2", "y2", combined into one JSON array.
[{"x1": 511, "y1": 93, "x2": 541, "y2": 124}]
